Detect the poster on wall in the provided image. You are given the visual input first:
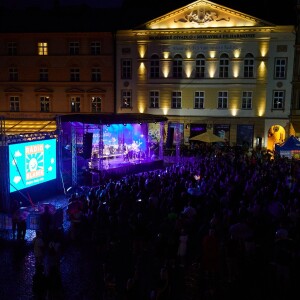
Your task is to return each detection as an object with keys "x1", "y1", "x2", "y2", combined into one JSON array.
[
  {"x1": 236, "y1": 125, "x2": 254, "y2": 148},
  {"x1": 213, "y1": 124, "x2": 230, "y2": 142},
  {"x1": 168, "y1": 122, "x2": 184, "y2": 144}
]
